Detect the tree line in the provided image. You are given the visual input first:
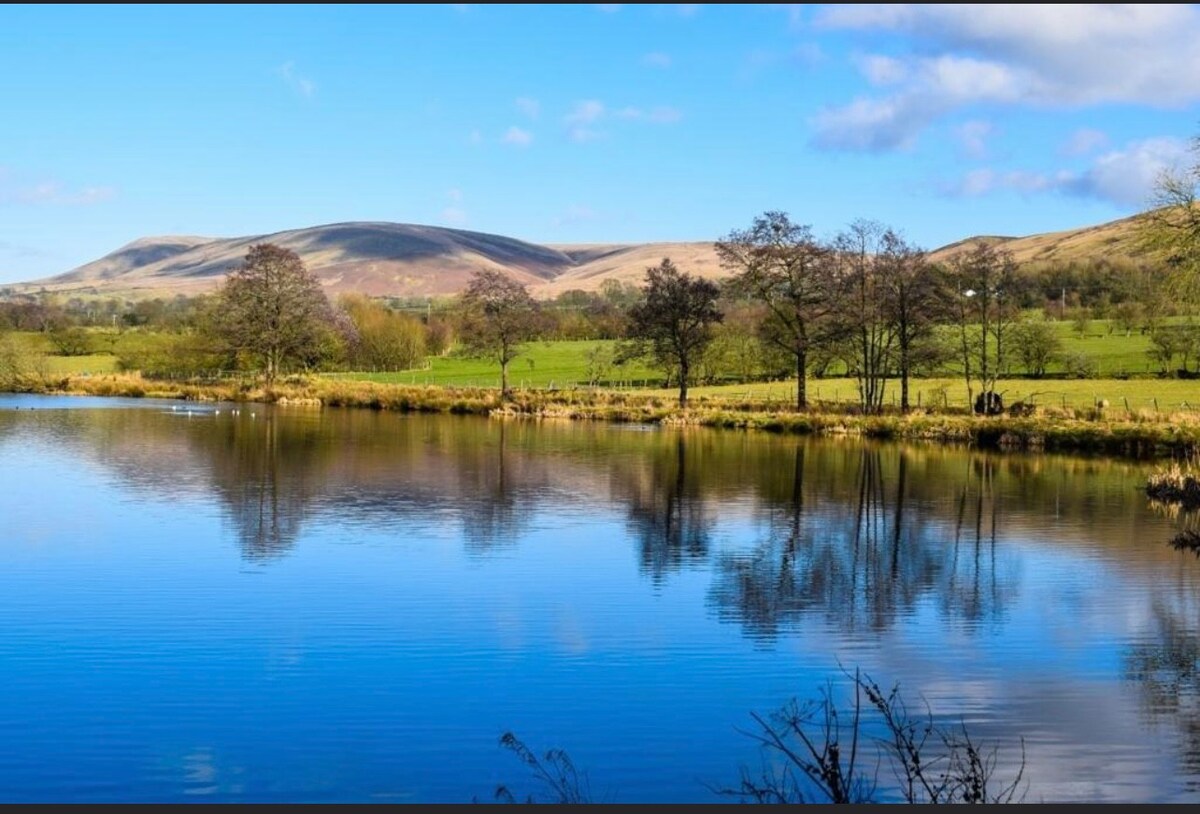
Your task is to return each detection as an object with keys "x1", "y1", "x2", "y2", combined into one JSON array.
[
  {"x1": 6, "y1": 136, "x2": 1200, "y2": 411},
  {"x1": 0, "y1": 222, "x2": 1192, "y2": 412}
]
